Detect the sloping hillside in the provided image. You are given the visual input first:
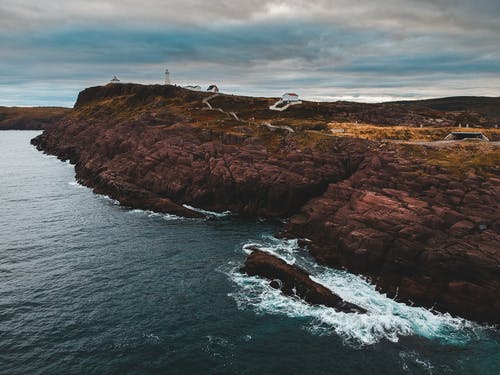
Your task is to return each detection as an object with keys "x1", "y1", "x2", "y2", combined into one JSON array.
[{"x1": 390, "y1": 96, "x2": 500, "y2": 125}]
